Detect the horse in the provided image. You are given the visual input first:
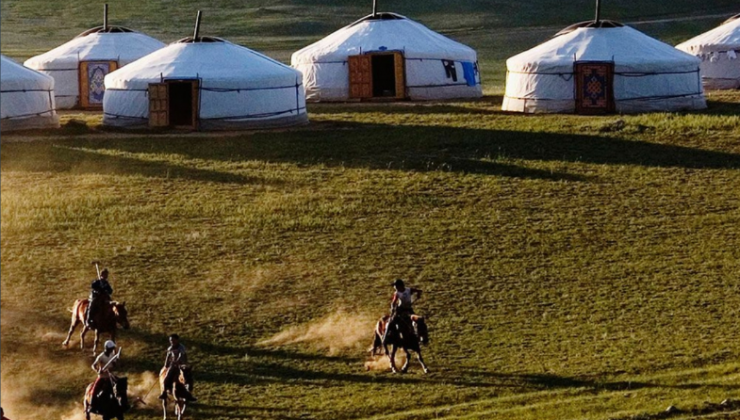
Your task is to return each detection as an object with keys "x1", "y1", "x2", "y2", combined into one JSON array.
[
  {"x1": 371, "y1": 314, "x2": 429, "y2": 374},
  {"x1": 159, "y1": 365, "x2": 194, "y2": 420},
  {"x1": 63, "y1": 299, "x2": 130, "y2": 355},
  {"x1": 83, "y1": 376, "x2": 129, "y2": 420}
]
